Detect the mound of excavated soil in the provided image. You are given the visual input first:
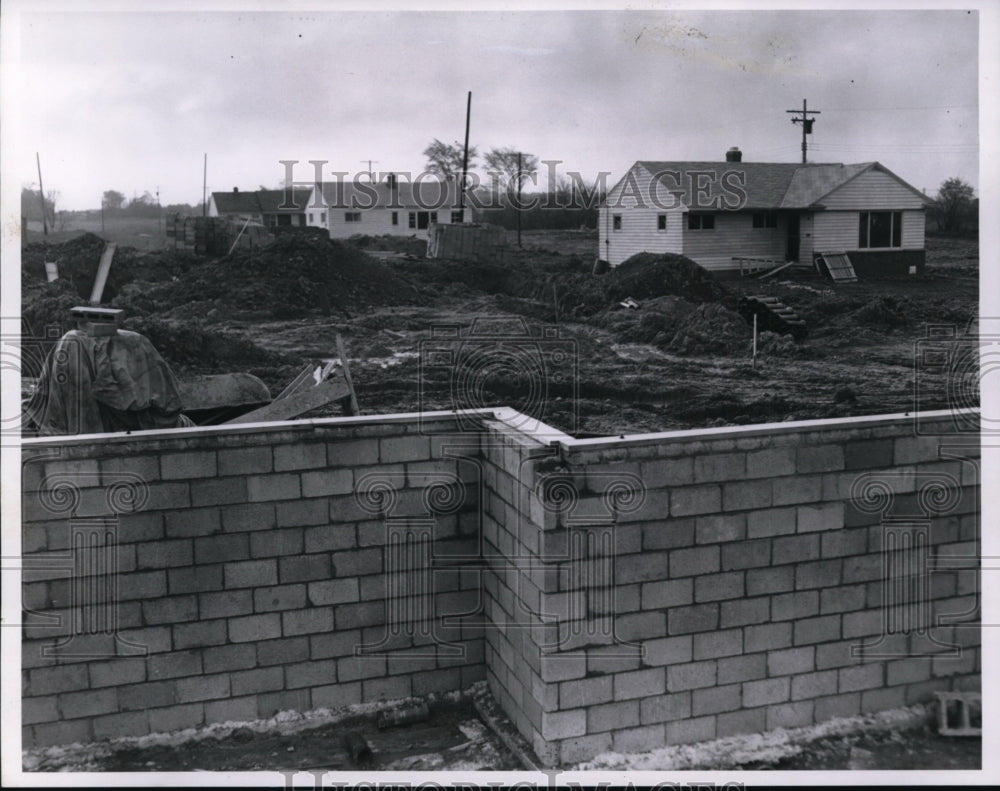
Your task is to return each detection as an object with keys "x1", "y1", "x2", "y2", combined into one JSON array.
[
  {"x1": 663, "y1": 301, "x2": 752, "y2": 355},
  {"x1": 112, "y1": 234, "x2": 426, "y2": 320}
]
